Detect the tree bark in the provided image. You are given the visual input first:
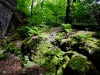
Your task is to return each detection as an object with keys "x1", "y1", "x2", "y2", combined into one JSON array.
[
  {"x1": 95, "y1": 8, "x2": 100, "y2": 25},
  {"x1": 65, "y1": 0, "x2": 72, "y2": 24},
  {"x1": 31, "y1": 0, "x2": 34, "y2": 15}
]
